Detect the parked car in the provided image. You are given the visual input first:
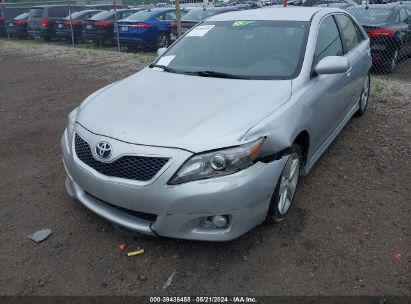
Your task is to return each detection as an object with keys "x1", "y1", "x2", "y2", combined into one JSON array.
[
  {"x1": 170, "y1": 7, "x2": 241, "y2": 42},
  {"x1": 6, "y1": 12, "x2": 30, "y2": 38},
  {"x1": 116, "y1": 8, "x2": 188, "y2": 49},
  {"x1": 62, "y1": 7, "x2": 372, "y2": 241},
  {"x1": 82, "y1": 9, "x2": 141, "y2": 44},
  {"x1": 0, "y1": 7, "x2": 28, "y2": 37},
  {"x1": 314, "y1": 0, "x2": 358, "y2": 9},
  {"x1": 27, "y1": 5, "x2": 85, "y2": 40},
  {"x1": 347, "y1": 3, "x2": 411, "y2": 73},
  {"x1": 56, "y1": 10, "x2": 102, "y2": 43}
]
